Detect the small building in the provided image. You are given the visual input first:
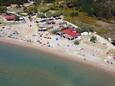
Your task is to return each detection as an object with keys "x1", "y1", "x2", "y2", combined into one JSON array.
[
  {"x1": 62, "y1": 28, "x2": 80, "y2": 40},
  {"x1": 4, "y1": 15, "x2": 16, "y2": 21},
  {"x1": 81, "y1": 32, "x2": 89, "y2": 36},
  {"x1": 63, "y1": 34, "x2": 74, "y2": 40}
]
